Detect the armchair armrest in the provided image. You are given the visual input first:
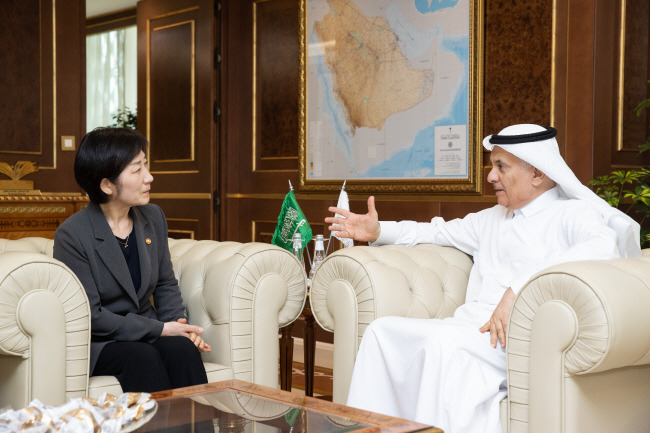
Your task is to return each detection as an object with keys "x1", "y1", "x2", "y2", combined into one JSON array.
[
  {"x1": 507, "y1": 255, "x2": 650, "y2": 432},
  {"x1": 310, "y1": 243, "x2": 472, "y2": 403},
  {"x1": 169, "y1": 240, "x2": 307, "y2": 388},
  {"x1": 0, "y1": 251, "x2": 90, "y2": 409}
]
